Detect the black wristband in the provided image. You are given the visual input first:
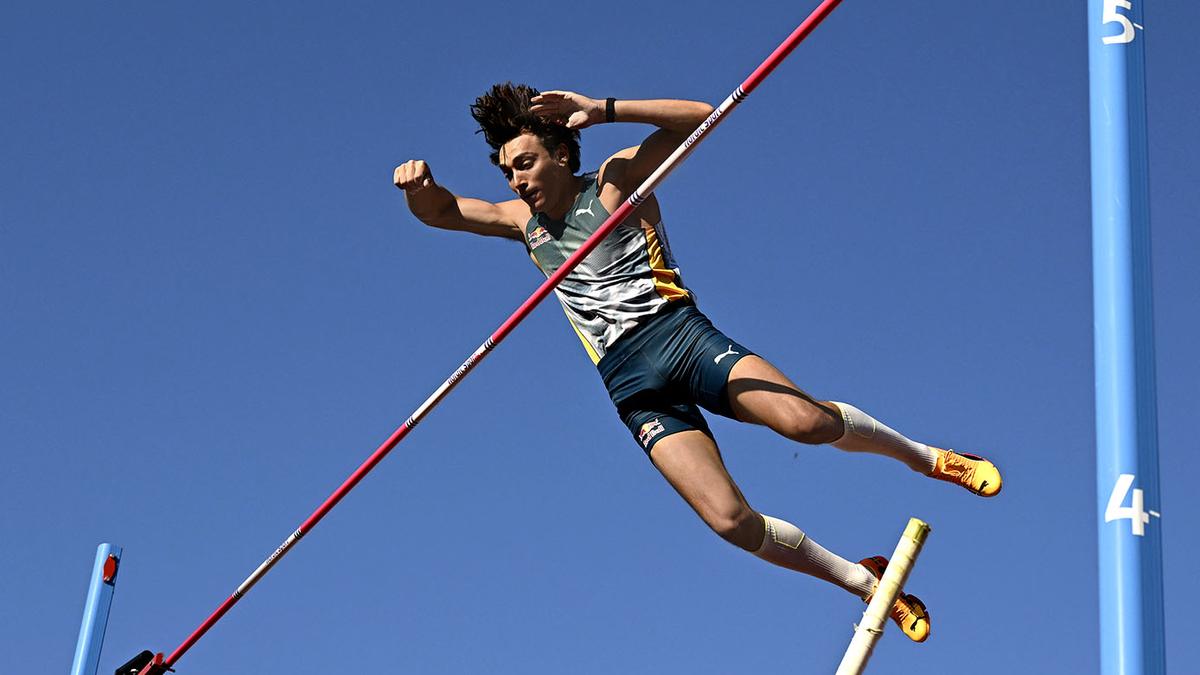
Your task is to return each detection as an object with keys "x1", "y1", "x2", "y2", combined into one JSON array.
[{"x1": 605, "y1": 97, "x2": 616, "y2": 123}]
